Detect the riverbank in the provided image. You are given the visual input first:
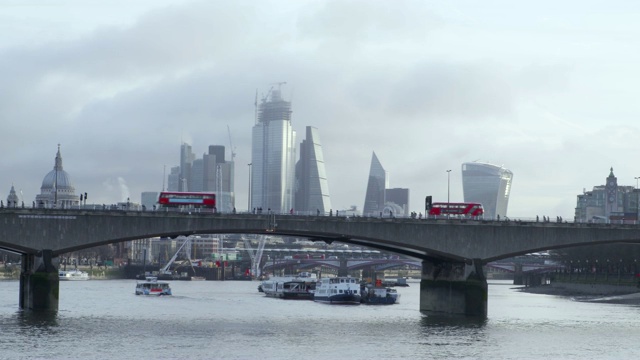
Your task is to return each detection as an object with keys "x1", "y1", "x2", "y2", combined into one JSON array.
[{"x1": 519, "y1": 282, "x2": 640, "y2": 305}]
